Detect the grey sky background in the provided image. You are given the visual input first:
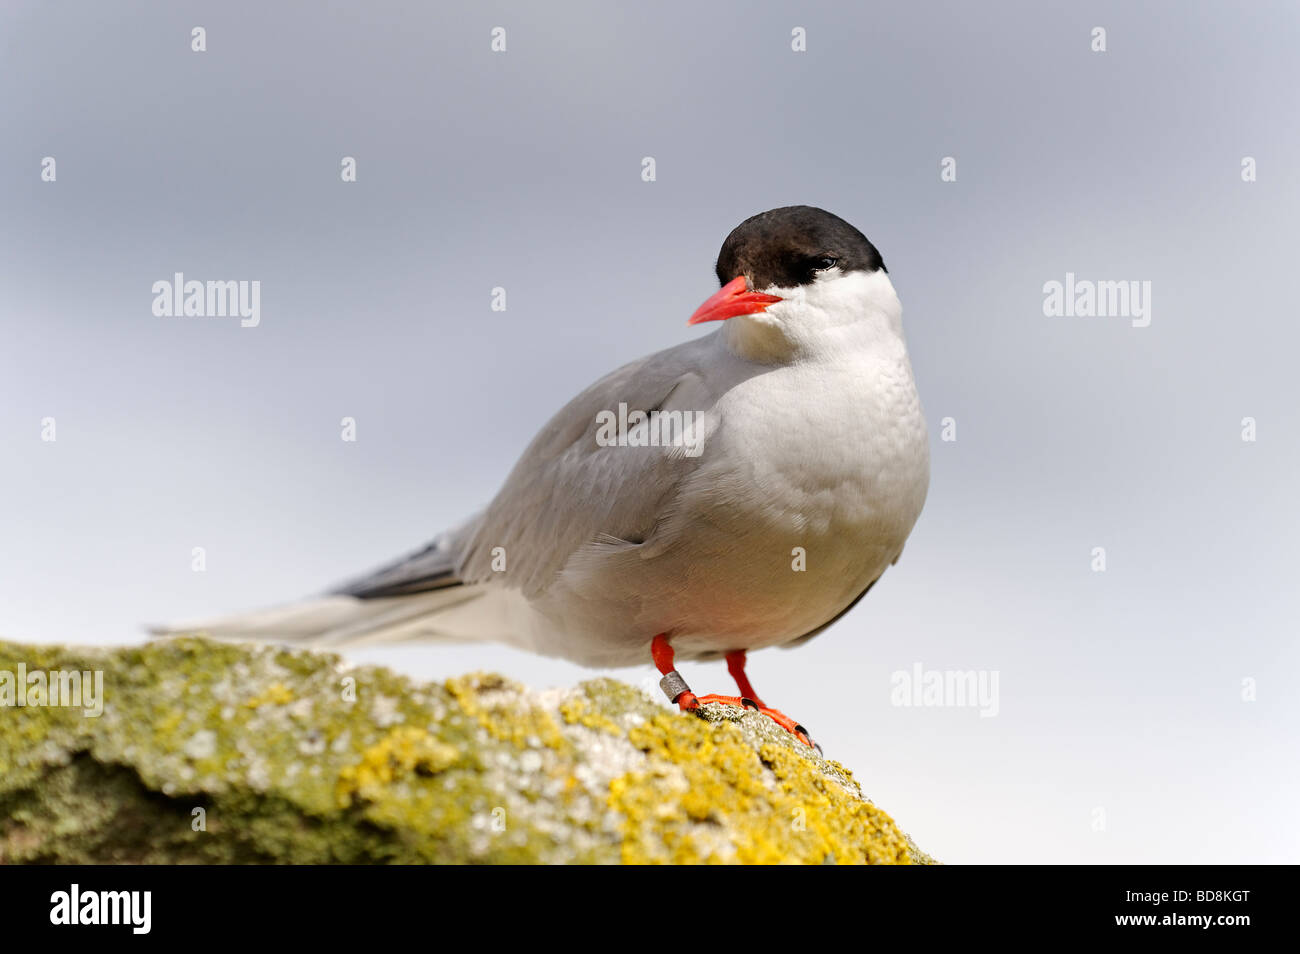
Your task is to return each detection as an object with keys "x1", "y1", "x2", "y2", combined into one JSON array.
[{"x1": 2, "y1": 1, "x2": 1297, "y2": 863}]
